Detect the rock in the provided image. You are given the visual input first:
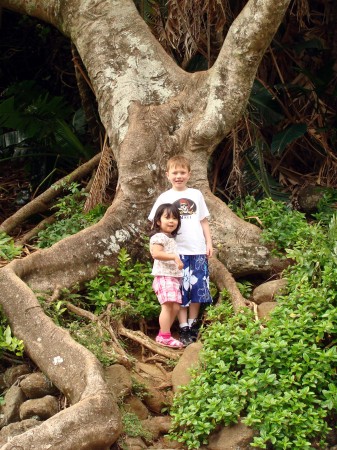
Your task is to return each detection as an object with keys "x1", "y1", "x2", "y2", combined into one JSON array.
[
  {"x1": 20, "y1": 372, "x2": 58, "y2": 398},
  {"x1": 136, "y1": 362, "x2": 168, "y2": 381},
  {"x1": 257, "y1": 301, "x2": 278, "y2": 320},
  {"x1": 297, "y1": 185, "x2": 333, "y2": 213},
  {"x1": 104, "y1": 364, "x2": 132, "y2": 399},
  {"x1": 123, "y1": 436, "x2": 147, "y2": 449},
  {"x1": 202, "y1": 419, "x2": 255, "y2": 450},
  {"x1": 19, "y1": 395, "x2": 59, "y2": 420},
  {"x1": 252, "y1": 279, "x2": 287, "y2": 305},
  {"x1": 132, "y1": 362, "x2": 171, "y2": 414},
  {"x1": 147, "y1": 435, "x2": 183, "y2": 448},
  {"x1": 3, "y1": 364, "x2": 31, "y2": 387},
  {"x1": 141, "y1": 416, "x2": 171, "y2": 440},
  {"x1": 132, "y1": 372, "x2": 167, "y2": 414},
  {"x1": 171, "y1": 342, "x2": 202, "y2": 392},
  {"x1": 218, "y1": 244, "x2": 274, "y2": 277},
  {"x1": 124, "y1": 395, "x2": 149, "y2": 420},
  {"x1": 1, "y1": 385, "x2": 26, "y2": 426}
]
